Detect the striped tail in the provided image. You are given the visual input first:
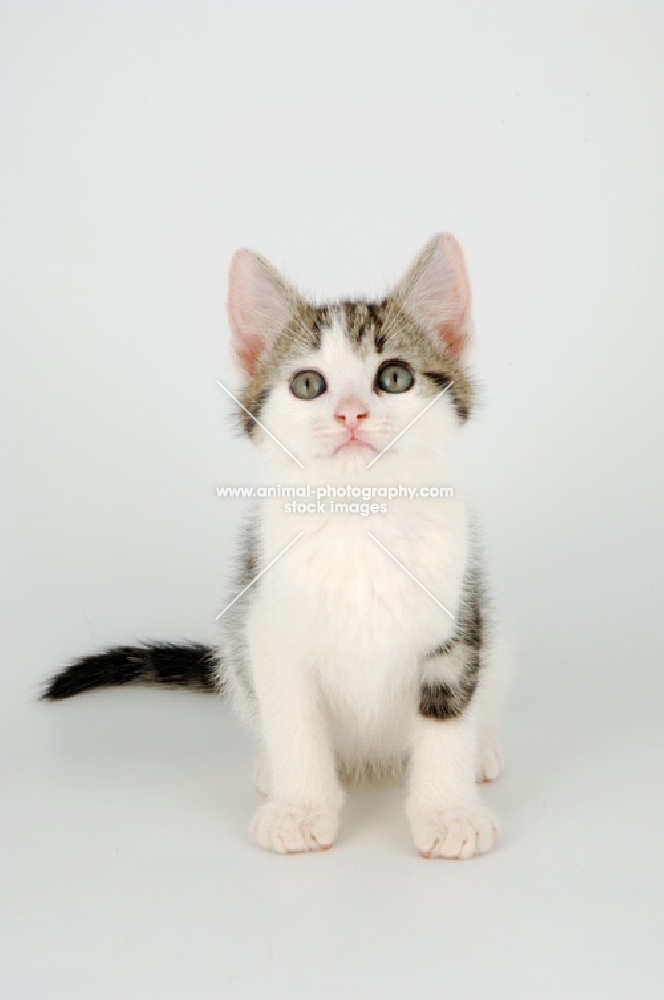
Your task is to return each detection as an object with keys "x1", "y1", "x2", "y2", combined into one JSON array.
[{"x1": 42, "y1": 641, "x2": 220, "y2": 701}]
